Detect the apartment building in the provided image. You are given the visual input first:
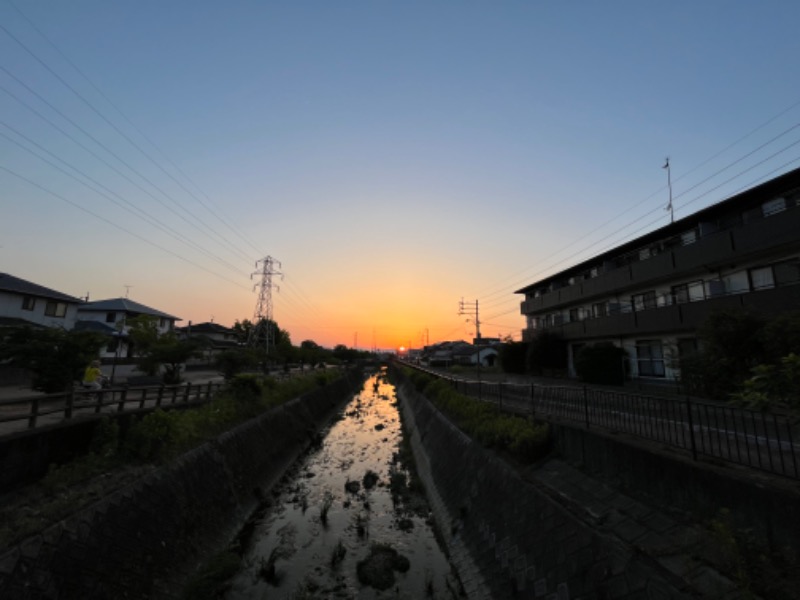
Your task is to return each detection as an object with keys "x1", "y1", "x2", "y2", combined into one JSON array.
[{"x1": 516, "y1": 167, "x2": 800, "y2": 381}]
